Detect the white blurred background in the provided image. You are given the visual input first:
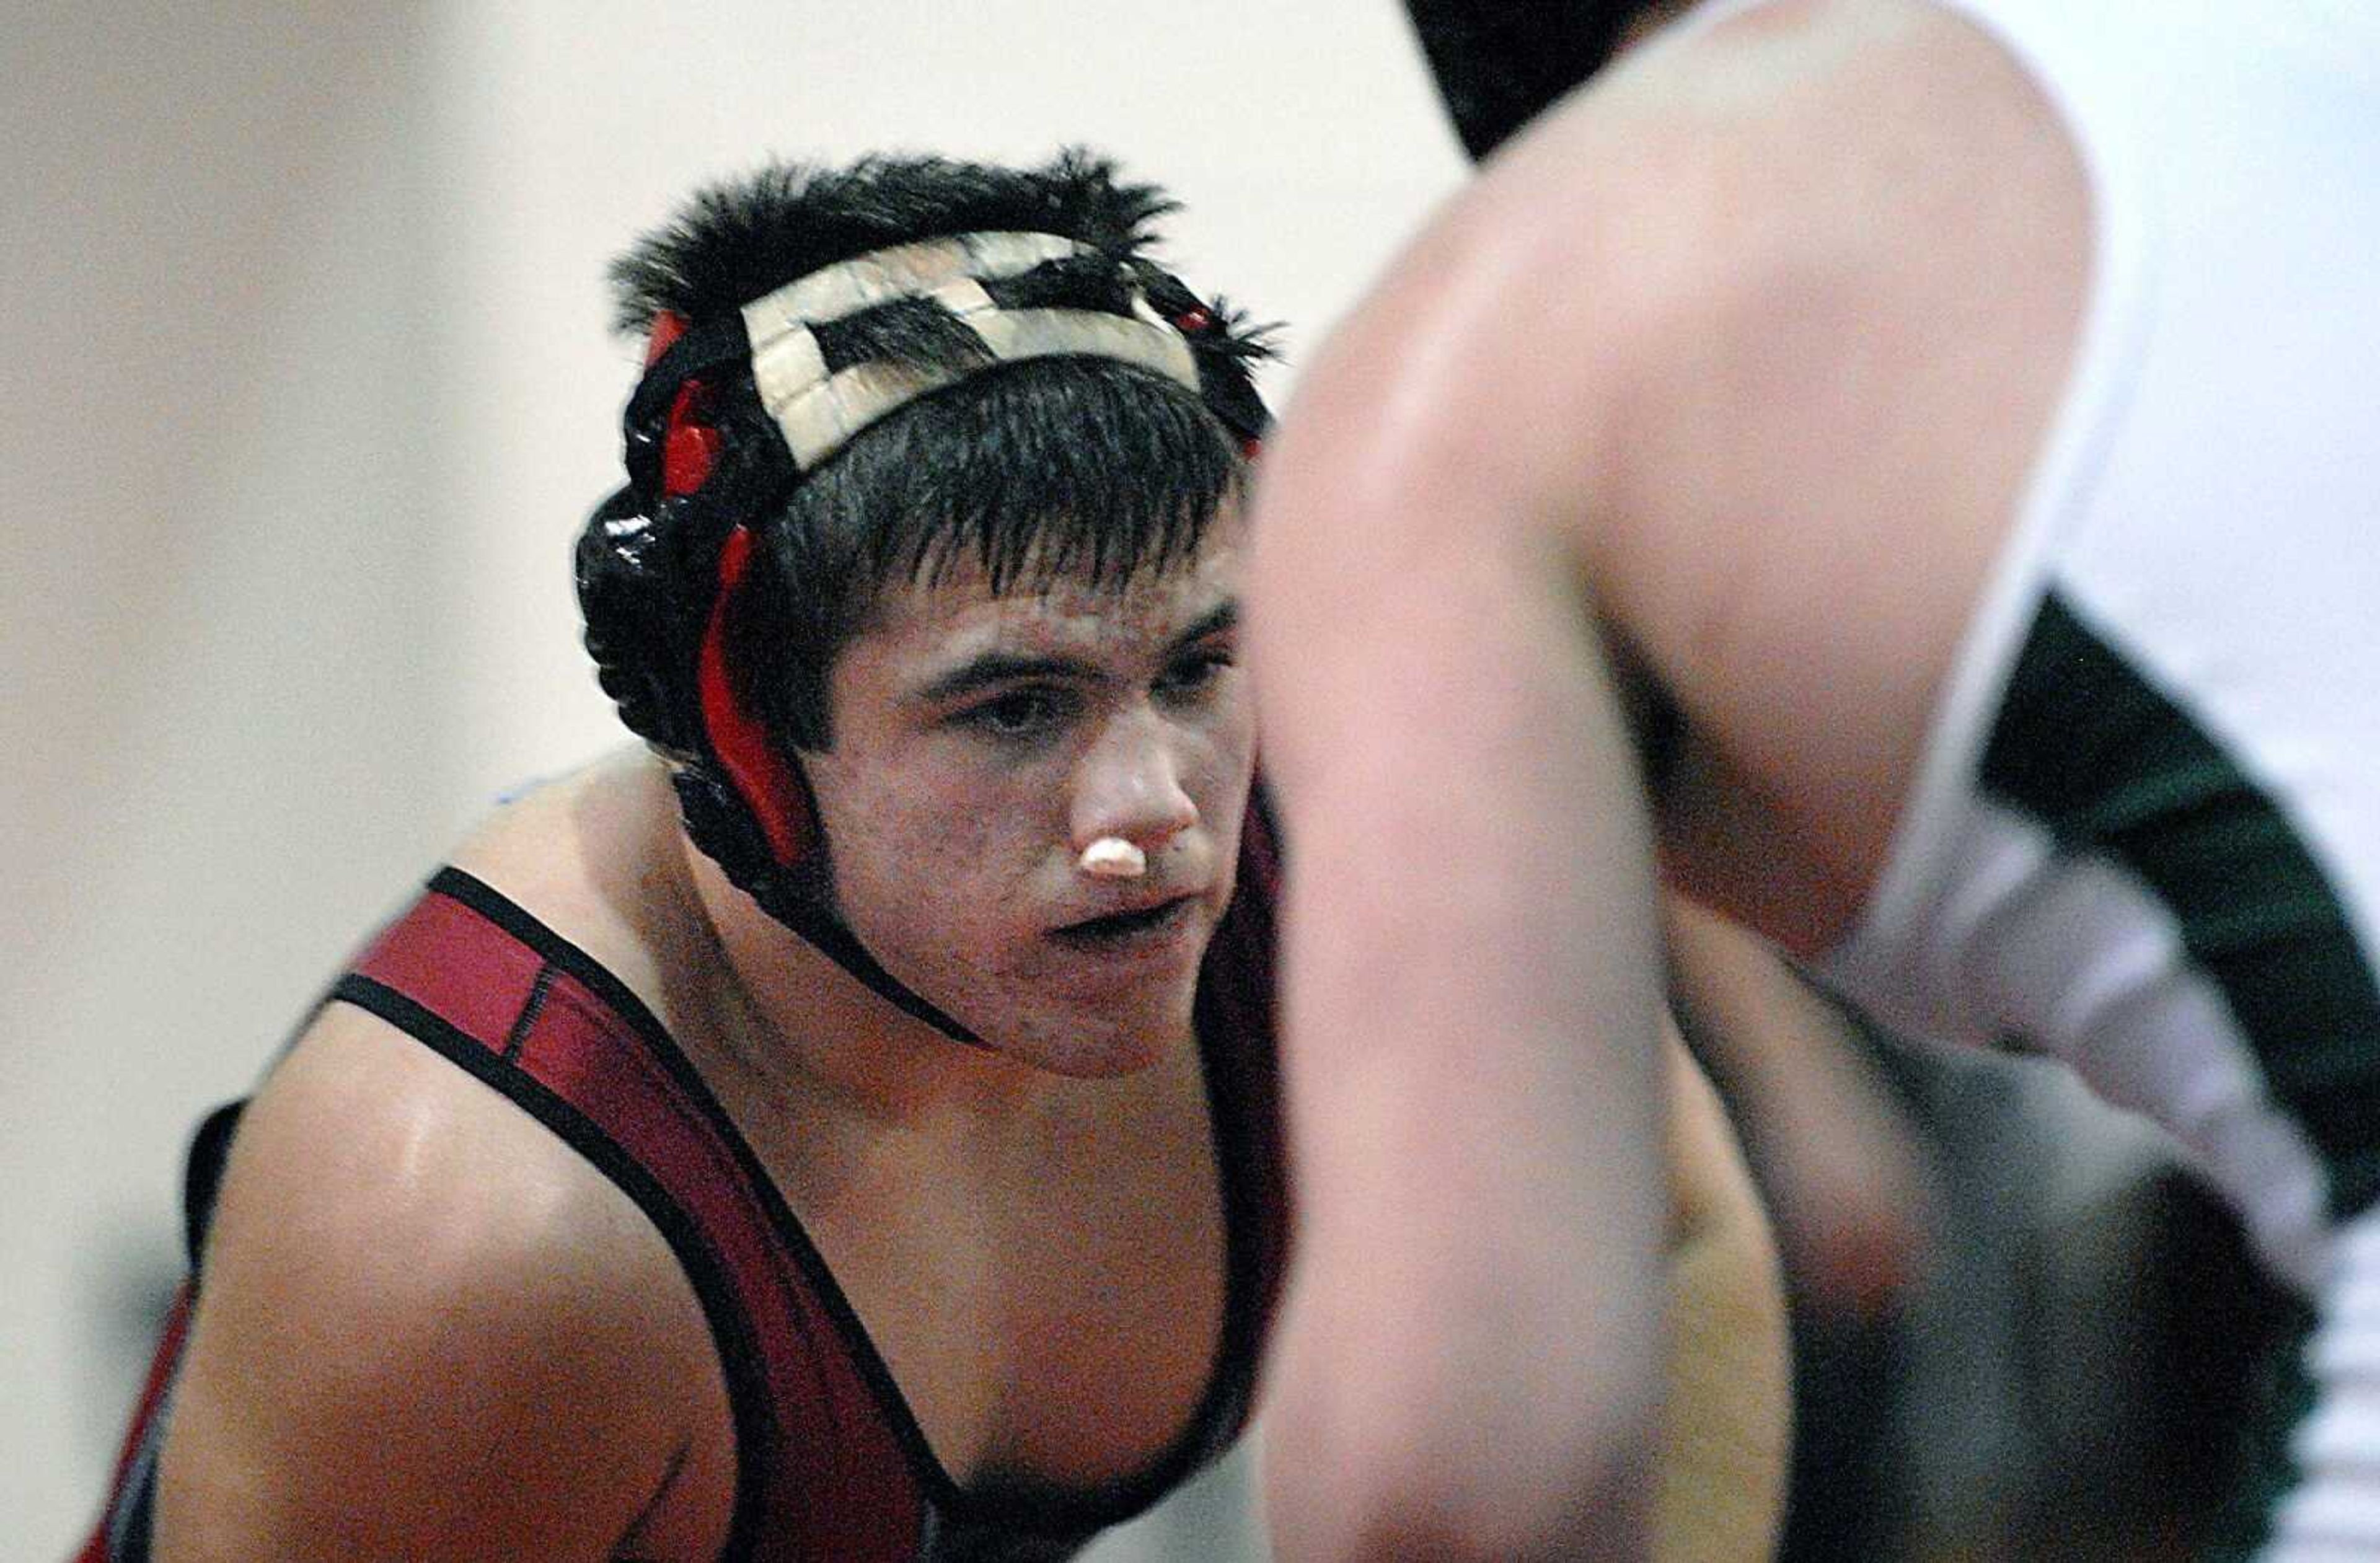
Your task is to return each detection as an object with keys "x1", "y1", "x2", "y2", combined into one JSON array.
[{"x1": 0, "y1": 4, "x2": 1469, "y2": 1555}]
